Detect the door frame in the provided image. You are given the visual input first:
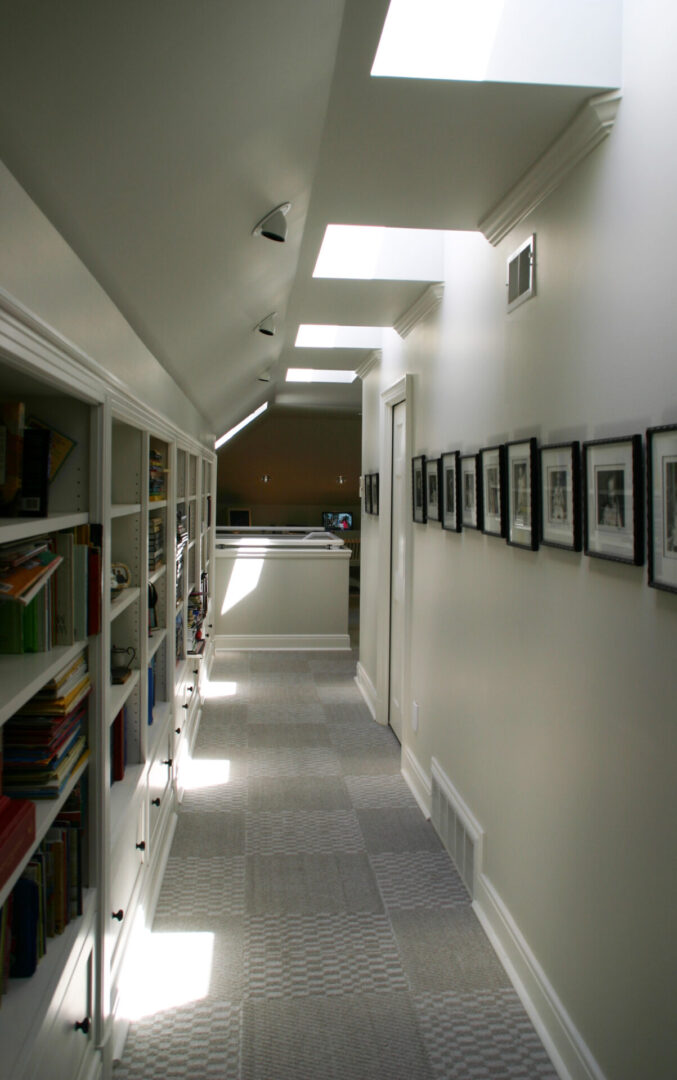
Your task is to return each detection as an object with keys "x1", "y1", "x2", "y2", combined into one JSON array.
[{"x1": 376, "y1": 374, "x2": 413, "y2": 729}]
